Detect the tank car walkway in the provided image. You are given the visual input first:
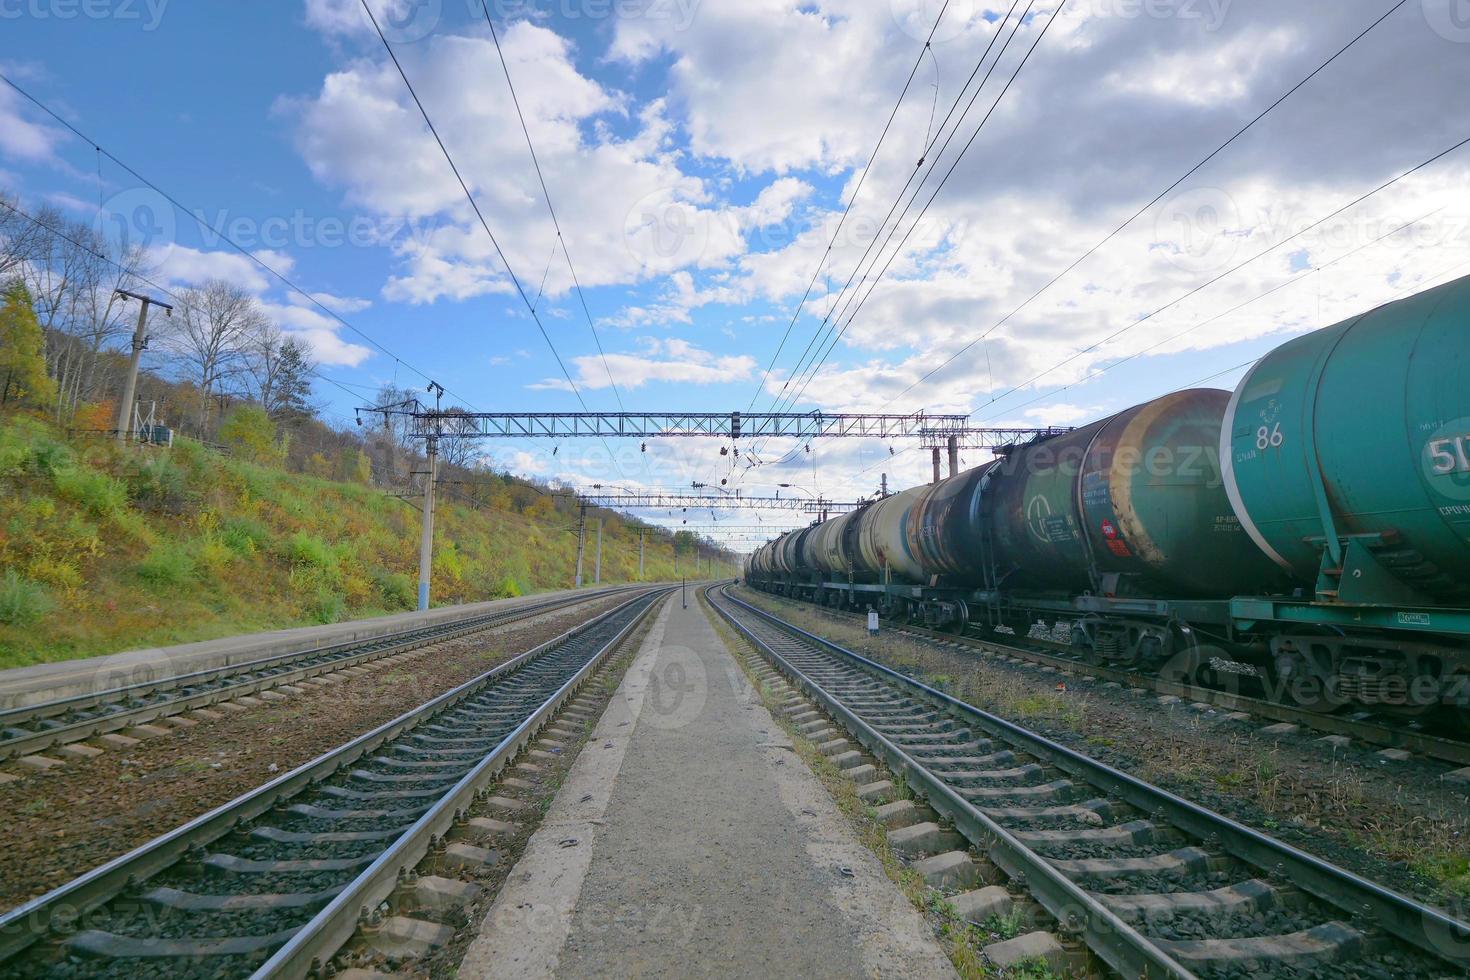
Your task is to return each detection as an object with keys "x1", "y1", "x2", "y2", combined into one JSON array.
[{"x1": 459, "y1": 594, "x2": 954, "y2": 979}]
